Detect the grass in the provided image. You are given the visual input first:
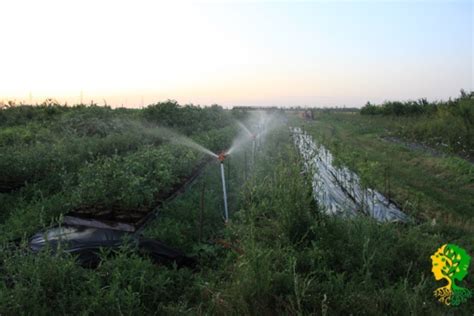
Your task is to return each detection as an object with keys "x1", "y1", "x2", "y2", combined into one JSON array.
[
  {"x1": 359, "y1": 91, "x2": 474, "y2": 159},
  {"x1": 296, "y1": 112, "x2": 473, "y2": 224},
  {"x1": 192, "y1": 125, "x2": 473, "y2": 314},
  {"x1": 0, "y1": 107, "x2": 473, "y2": 314}
]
